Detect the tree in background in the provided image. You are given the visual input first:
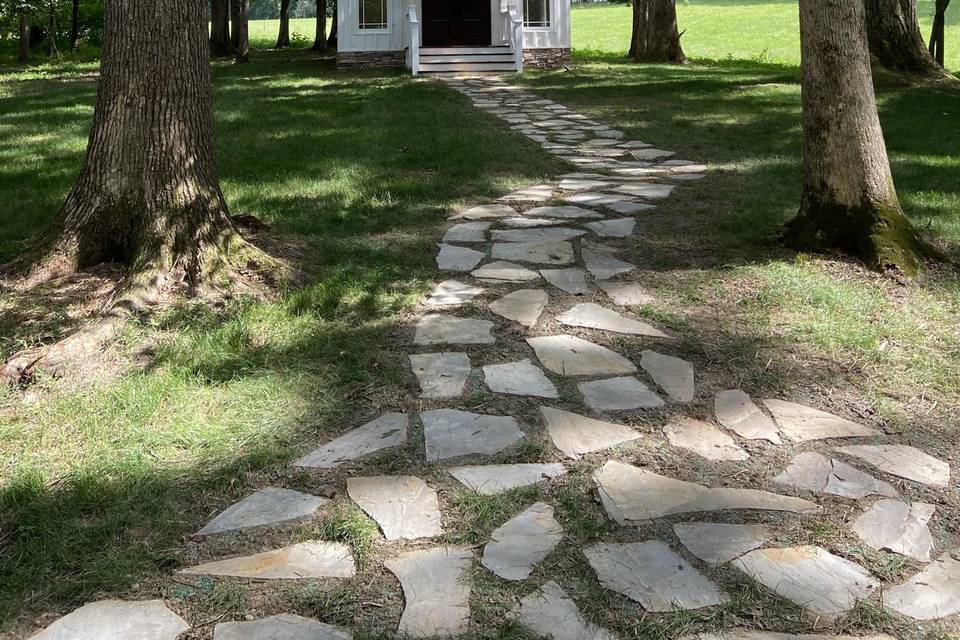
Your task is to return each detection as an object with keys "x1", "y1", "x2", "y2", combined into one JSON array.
[
  {"x1": 276, "y1": 0, "x2": 290, "y2": 47},
  {"x1": 786, "y1": 0, "x2": 925, "y2": 275},
  {"x1": 631, "y1": 0, "x2": 686, "y2": 63},
  {"x1": 18, "y1": 3, "x2": 31, "y2": 62},
  {"x1": 312, "y1": 0, "x2": 327, "y2": 52},
  {"x1": 234, "y1": 0, "x2": 250, "y2": 61},
  {"x1": 930, "y1": 0, "x2": 951, "y2": 66},
  {"x1": 211, "y1": 0, "x2": 232, "y2": 57},
  {"x1": 46, "y1": 0, "x2": 57, "y2": 56},
  {"x1": 230, "y1": 0, "x2": 241, "y2": 51},
  {"x1": 865, "y1": 0, "x2": 949, "y2": 77},
  {"x1": 327, "y1": 0, "x2": 337, "y2": 48},
  {"x1": 69, "y1": 0, "x2": 77, "y2": 49}
]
